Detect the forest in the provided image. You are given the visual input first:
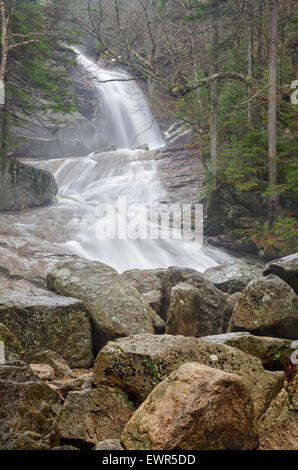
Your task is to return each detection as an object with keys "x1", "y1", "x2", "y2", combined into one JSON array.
[{"x1": 1, "y1": 0, "x2": 297, "y2": 256}]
